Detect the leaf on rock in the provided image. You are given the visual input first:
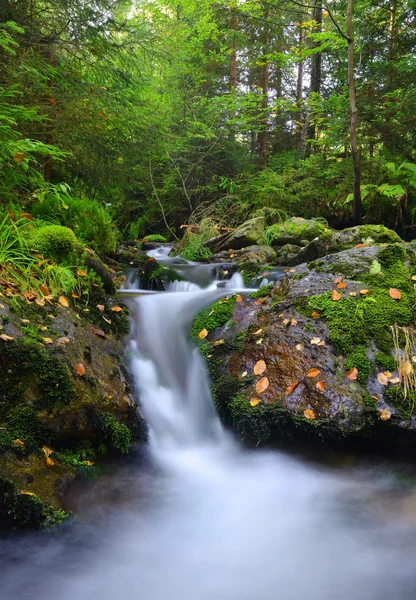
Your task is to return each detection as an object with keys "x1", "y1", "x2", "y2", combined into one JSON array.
[
  {"x1": 331, "y1": 290, "x2": 341, "y2": 301},
  {"x1": 199, "y1": 328, "x2": 208, "y2": 339},
  {"x1": 241, "y1": 371, "x2": 248, "y2": 378},
  {"x1": 42, "y1": 337, "x2": 54, "y2": 344},
  {"x1": 255, "y1": 338, "x2": 263, "y2": 345},
  {"x1": 310, "y1": 337, "x2": 322, "y2": 345},
  {"x1": 255, "y1": 376, "x2": 269, "y2": 394},
  {"x1": 111, "y1": 306, "x2": 123, "y2": 312},
  {"x1": 378, "y1": 408, "x2": 391, "y2": 421},
  {"x1": 285, "y1": 381, "x2": 299, "y2": 394},
  {"x1": 0, "y1": 334, "x2": 14, "y2": 341},
  {"x1": 254, "y1": 360, "x2": 266, "y2": 375},
  {"x1": 316, "y1": 380, "x2": 325, "y2": 391},
  {"x1": 46, "y1": 456, "x2": 55, "y2": 467},
  {"x1": 307, "y1": 368, "x2": 320, "y2": 378},
  {"x1": 20, "y1": 490, "x2": 35, "y2": 496},
  {"x1": 349, "y1": 291, "x2": 357, "y2": 297},
  {"x1": 57, "y1": 337, "x2": 70, "y2": 345},
  {"x1": 346, "y1": 367, "x2": 358, "y2": 381},
  {"x1": 337, "y1": 281, "x2": 347, "y2": 289},
  {"x1": 253, "y1": 328, "x2": 263, "y2": 335},
  {"x1": 58, "y1": 295, "x2": 69, "y2": 307},
  {"x1": 90, "y1": 326, "x2": 106, "y2": 338},
  {"x1": 295, "y1": 344, "x2": 304, "y2": 351},
  {"x1": 42, "y1": 445, "x2": 53, "y2": 457},
  {"x1": 250, "y1": 397, "x2": 261, "y2": 407},
  {"x1": 303, "y1": 409, "x2": 316, "y2": 420},
  {"x1": 389, "y1": 288, "x2": 401, "y2": 300},
  {"x1": 235, "y1": 295, "x2": 243, "y2": 303},
  {"x1": 377, "y1": 372, "x2": 389, "y2": 385},
  {"x1": 334, "y1": 277, "x2": 343, "y2": 284},
  {"x1": 290, "y1": 318, "x2": 298, "y2": 326},
  {"x1": 96, "y1": 304, "x2": 105, "y2": 311},
  {"x1": 76, "y1": 363, "x2": 85, "y2": 376},
  {"x1": 212, "y1": 339, "x2": 224, "y2": 346}
]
